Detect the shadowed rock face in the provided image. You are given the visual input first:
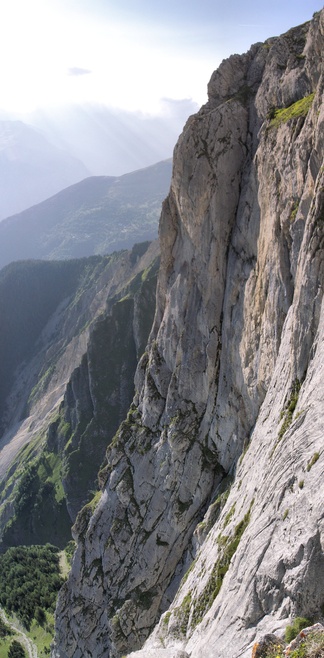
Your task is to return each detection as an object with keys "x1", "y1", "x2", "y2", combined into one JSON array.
[
  {"x1": 52, "y1": 10, "x2": 324, "y2": 658},
  {"x1": 0, "y1": 242, "x2": 159, "y2": 549}
]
